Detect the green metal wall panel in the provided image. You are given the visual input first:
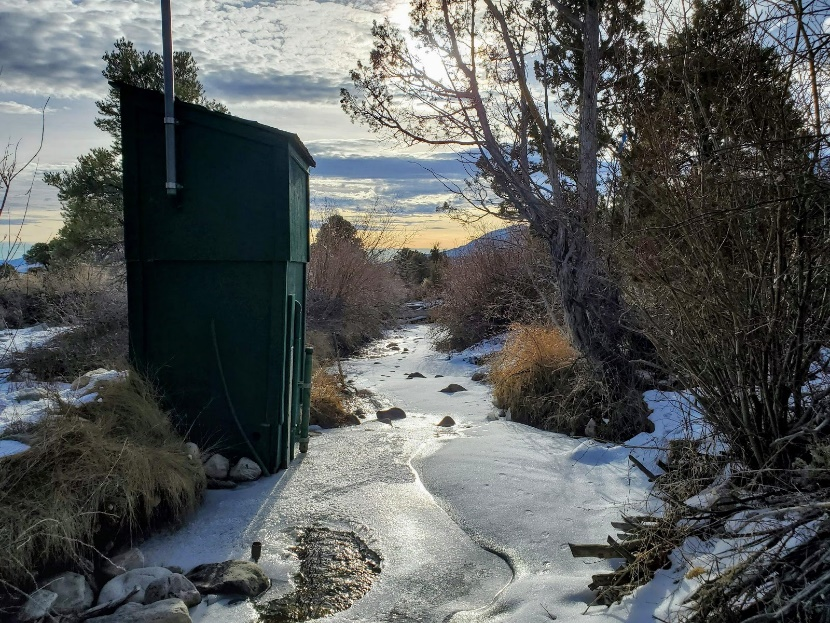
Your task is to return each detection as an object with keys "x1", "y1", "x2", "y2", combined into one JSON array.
[
  {"x1": 289, "y1": 152, "x2": 310, "y2": 263},
  {"x1": 119, "y1": 83, "x2": 314, "y2": 473}
]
